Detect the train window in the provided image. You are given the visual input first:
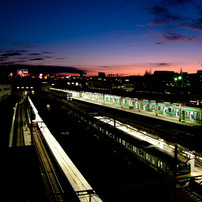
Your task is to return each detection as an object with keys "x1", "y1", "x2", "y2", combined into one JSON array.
[
  {"x1": 185, "y1": 111, "x2": 189, "y2": 117},
  {"x1": 168, "y1": 108, "x2": 171, "y2": 113},
  {"x1": 133, "y1": 146, "x2": 137, "y2": 153},
  {"x1": 119, "y1": 138, "x2": 122, "y2": 143},
  {"x1": 122, "y1": 139, "x2": 125, "y2": 146},
  {"x1": 158, "y1": 161, "x2": 163, "y2": 169},
  {"x1": 116, "y1": 137, "x2": 119, "y2": 142},
  {"x1": 126, "y1": 142, "x2": 131, "y2": 149},
  {"x1": 146, "y1": 153, "x2": 150, "y2": 161},
  {"x1": 139, "y1": 149, "x2": 144, "y2": 157},
  {"x1": 106, "y1": 131, "x2": 109, "y2": 135},
  {"x1": 109, "y1": 132, "x2": 112, "y2": 138},
  {"x1": 152, "y1": 157, "x2": 156, "y2": 165},
  {"x1": 113, "y1": 135, "x2": 115, "y2": 140}
]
